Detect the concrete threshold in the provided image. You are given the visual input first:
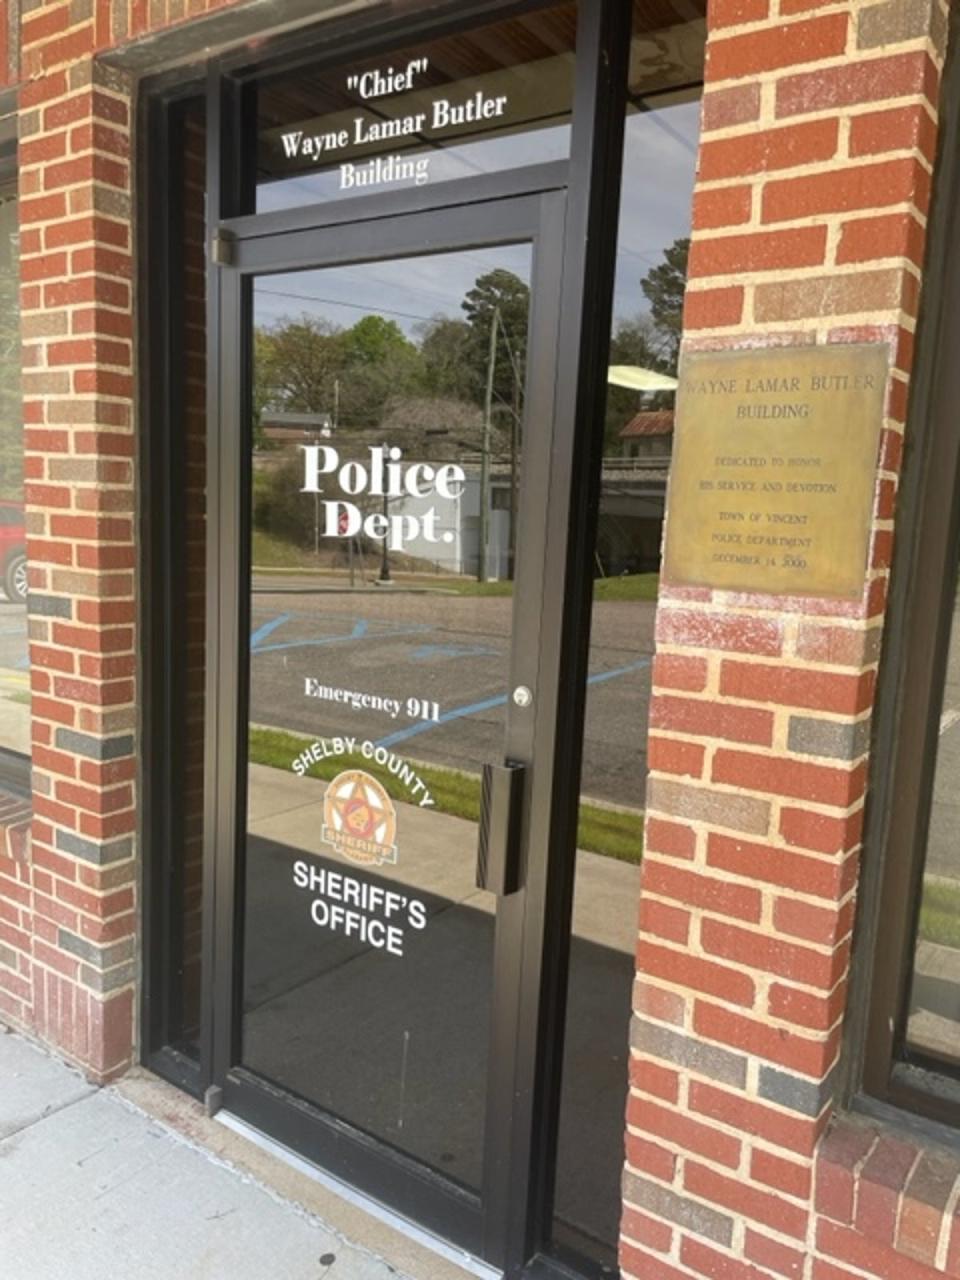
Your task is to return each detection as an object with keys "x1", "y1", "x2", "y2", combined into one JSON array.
[{"x1": 0, "y1": 1028, "x2": 496, "y2": 1280}]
